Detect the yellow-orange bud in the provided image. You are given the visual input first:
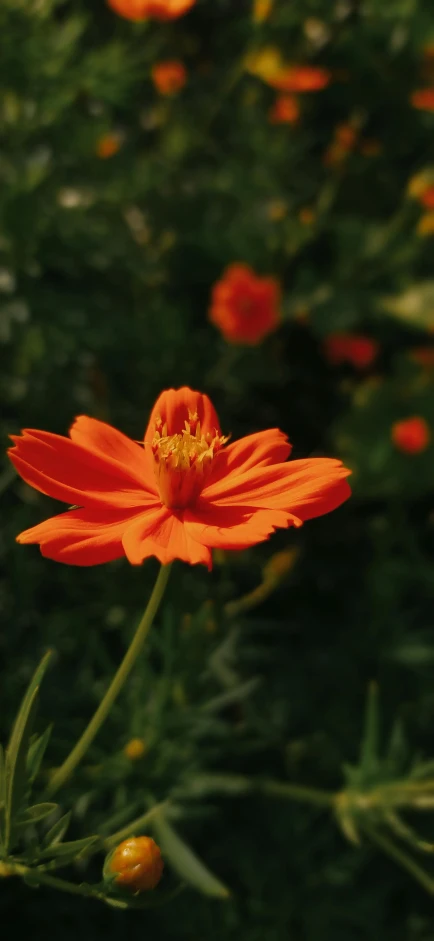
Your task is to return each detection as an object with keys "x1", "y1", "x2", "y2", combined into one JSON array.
[
  {"x1": 123, "y1": 738, "x2": 147, "y2": 760},
  {"x1": 262, "y1": 548, "x2": 300, "y2": 583},
  {"x1": 105, "y1": 837, "x2": 164, "y2": 892}
]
